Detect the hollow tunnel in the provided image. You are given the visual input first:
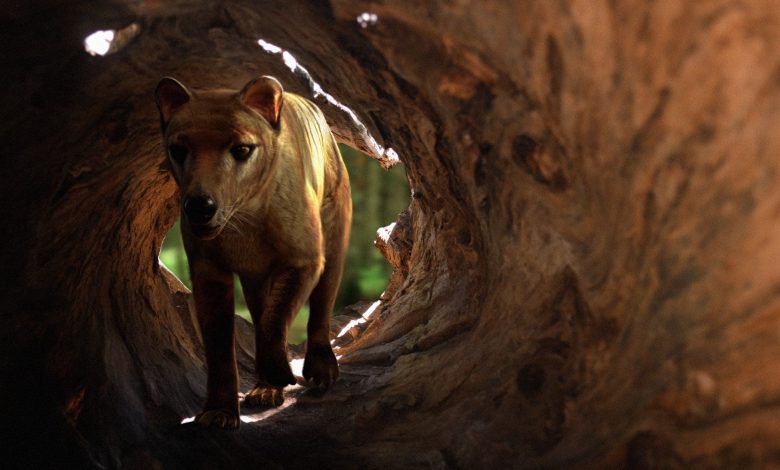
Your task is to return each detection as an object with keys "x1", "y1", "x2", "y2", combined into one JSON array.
[{"x1": 3, "y1": 1, "x2": 780, "y2": 468}]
